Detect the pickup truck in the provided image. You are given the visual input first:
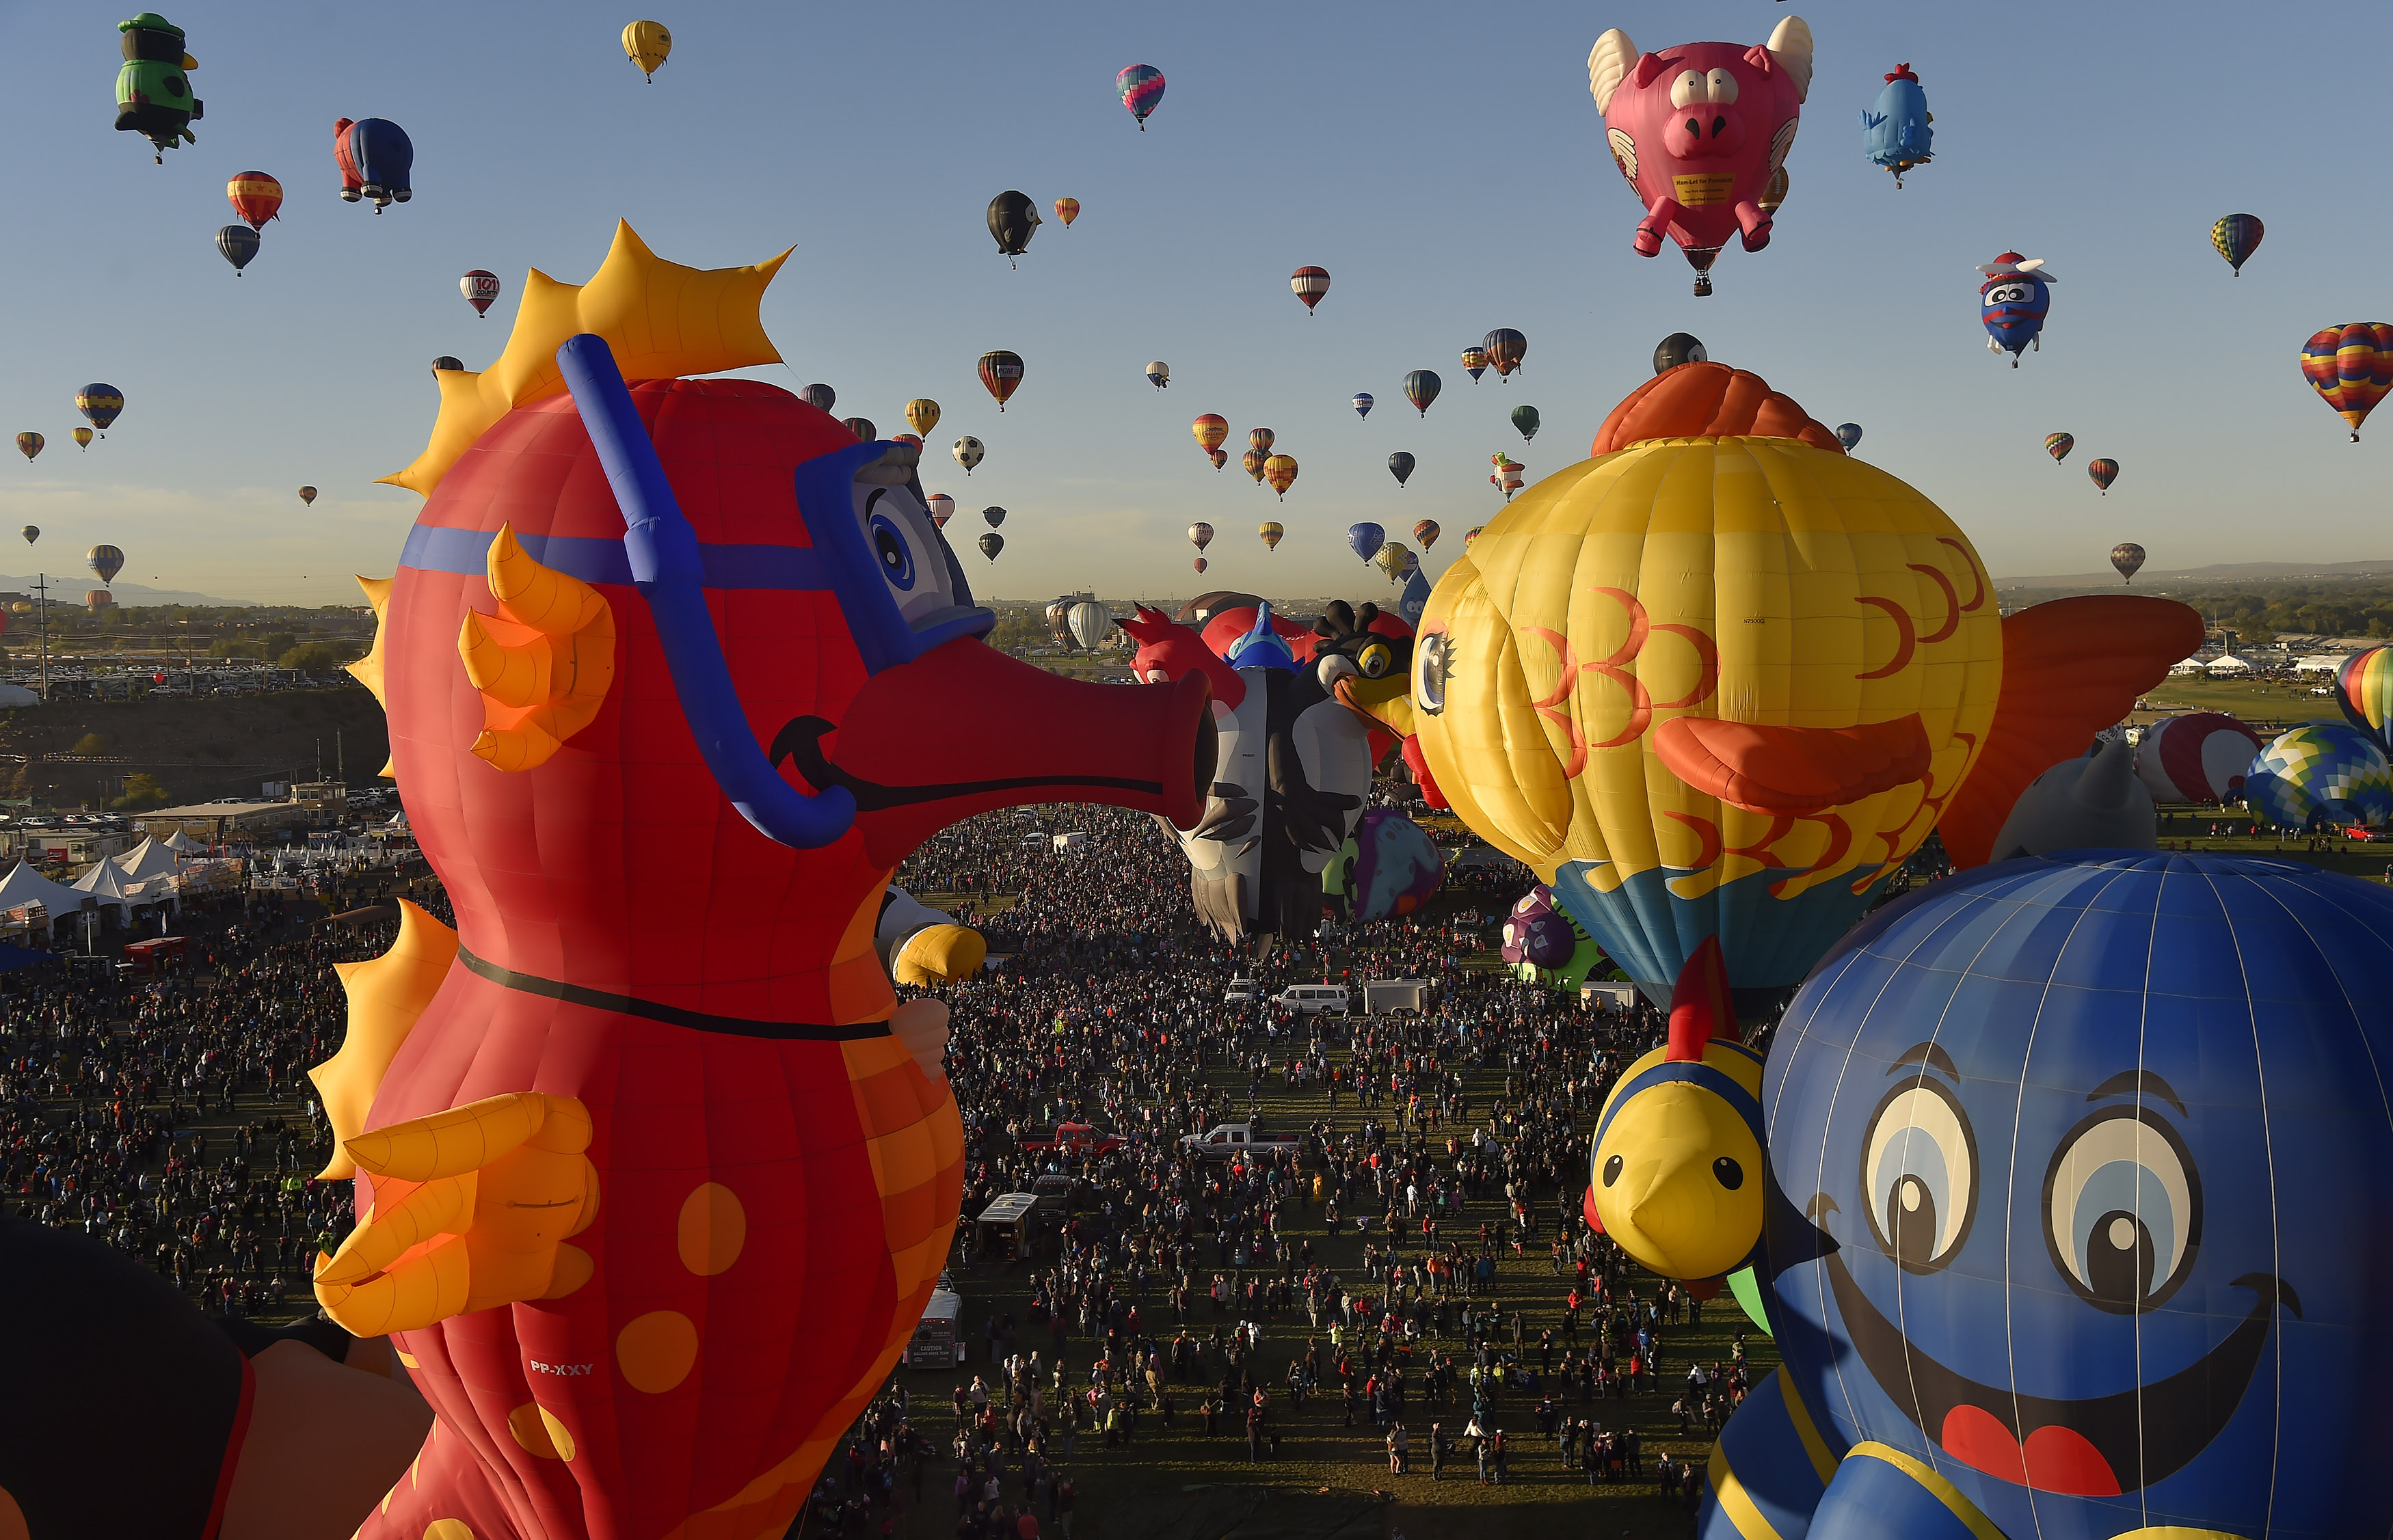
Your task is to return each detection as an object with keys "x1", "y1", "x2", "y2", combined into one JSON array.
[
  {"x1": 1181, "y1": 1123, "x2": 1302, "y2": 1161},
  {"x1": 1015, "y1": 1122, "x2": 1126, "y2": 1157}
]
